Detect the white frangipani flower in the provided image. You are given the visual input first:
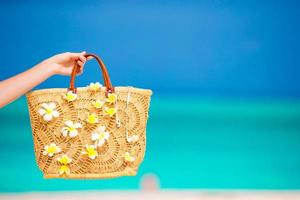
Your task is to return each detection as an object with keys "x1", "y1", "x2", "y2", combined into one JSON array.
[
  {"x1": 86, "y1": 113, "x2": 98, "y2": 124},
  {"x1": 127, "y1": 135, "x2": 139, "y2": 143},
  {"x1": 38, "y1": 102, "x2": 60, "y2": 121},
  {"x1": 57, "y1": 155, "x2": 72, "y2": 175},
  {"x1": 106, "y1": 93, "x2": 117, "y2": 104},
  {"x1": 43, "y1": 143, "x2": 61, "y2": 157},
  {"x1": 123, "y1": 152, "x2": 135, "y2": 162},
  {"x1": 88, "y1": 82, "x2": 102, "y2": 92},
  {"x1": 92, "y1": 100, "x2": 105, "y2": 109},
  {"x1": 59, "y1": 165, "x2": 70, "y2": 175},
  {"x1": 61, "y1": 120, "x2": 82, "y2": 138},
  {"x1": 82, "y1": 144, "x2": 98, "y2": 159},
  {"x1": 91, "y1": 126, "x2": 110, "y2": 147},
  {"x1": 104, "y1": 107, "x2": 117, "y2": 117},
  {"x1": 62, "y1": 91, "x2": 77, "y2": 102},
  {"x1": 57, "y1": 154, "x2": 72, "y2": 165}
]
